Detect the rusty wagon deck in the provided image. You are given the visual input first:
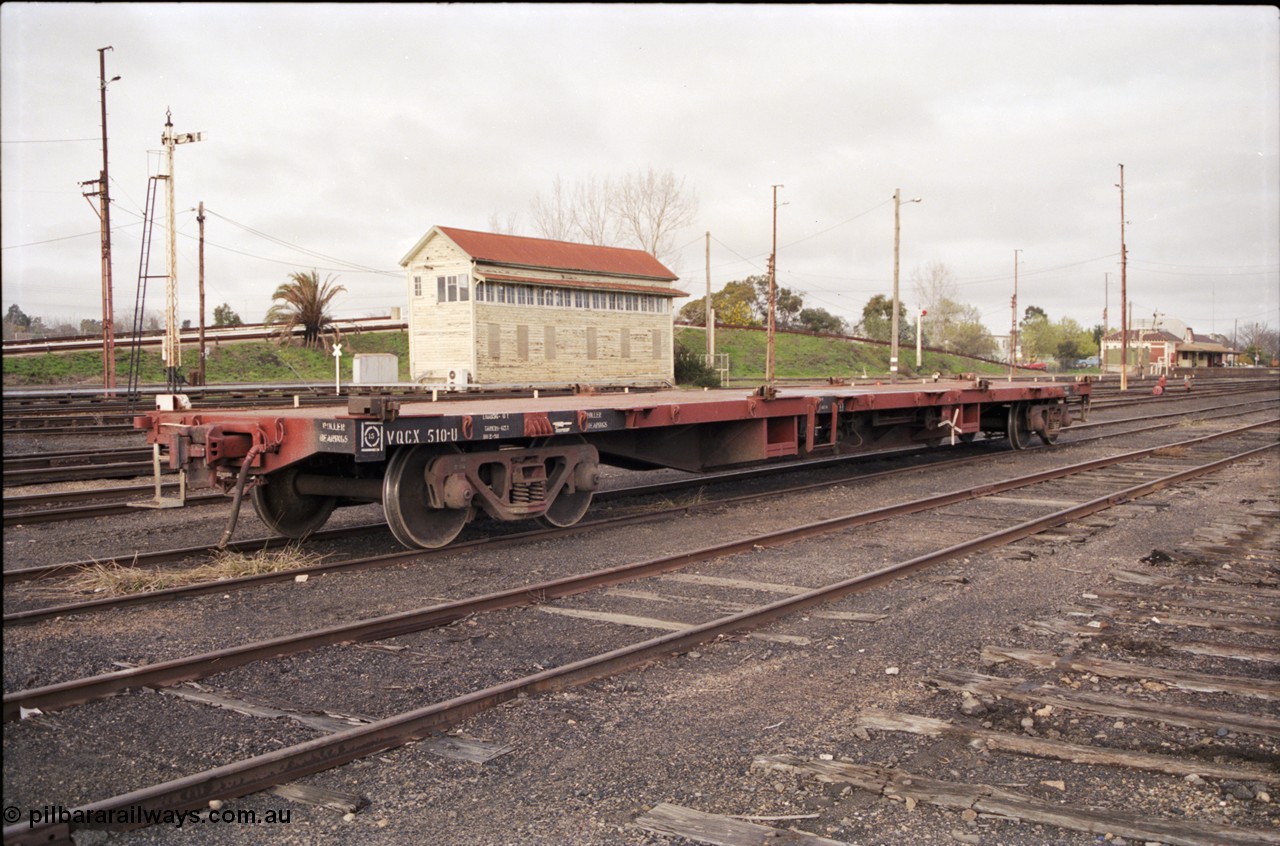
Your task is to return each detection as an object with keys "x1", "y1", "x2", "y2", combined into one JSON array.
[{"x1": 134, "y1": 378, "x2": 1091, "y2": 548}]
